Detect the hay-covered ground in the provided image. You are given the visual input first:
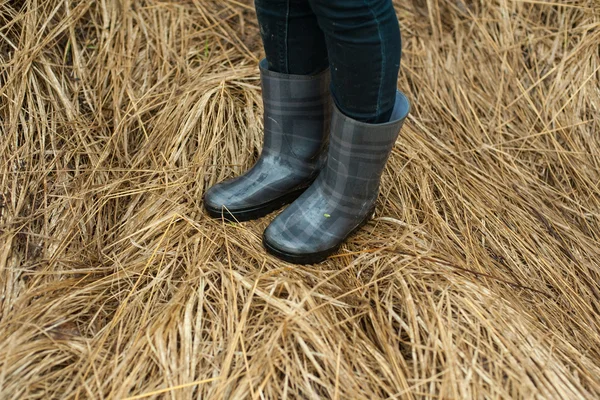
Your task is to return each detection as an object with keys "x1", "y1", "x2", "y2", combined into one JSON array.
[{"x1": 1, "y1": 0, "x2": 599, "y2": 398}]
